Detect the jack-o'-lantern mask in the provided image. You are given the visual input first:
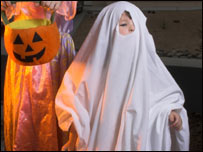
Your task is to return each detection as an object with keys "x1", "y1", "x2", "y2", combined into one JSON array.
[{"x1": 2, "y1": 8, "x2": 60, "y2": 66}]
